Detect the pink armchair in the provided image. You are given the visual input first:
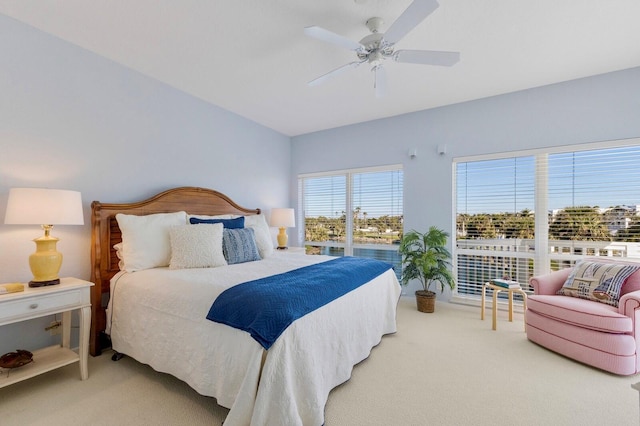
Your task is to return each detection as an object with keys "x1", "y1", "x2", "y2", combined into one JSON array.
[{"x1": 525, "y1": 259, "x2": 640, "y2": 375}]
